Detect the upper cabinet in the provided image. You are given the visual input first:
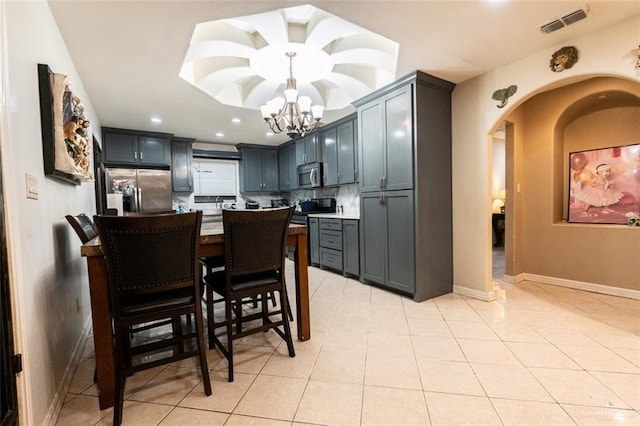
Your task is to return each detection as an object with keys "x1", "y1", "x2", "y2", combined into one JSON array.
[
  {"x1": 295, "y1": 133, "x2": 319, "y2": 165},
  {"x1": 102, "y1": 127, "x2": 172, "y2": 167},
  {"x1": 358, "y1": 86, "x2": 413, "y2": 193},
  {"x1": 278, "y1": 142, "x2": 297, "y2": 191},
  {"x1": 171, "y1": 137, "x2": 194, "y2": 192},
  {"x1": 320, "y1": 113, "x2": 358, "y2": 187},
  {"x1": 237, "y1": 145, "x2": 279, "y2": 192}
]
